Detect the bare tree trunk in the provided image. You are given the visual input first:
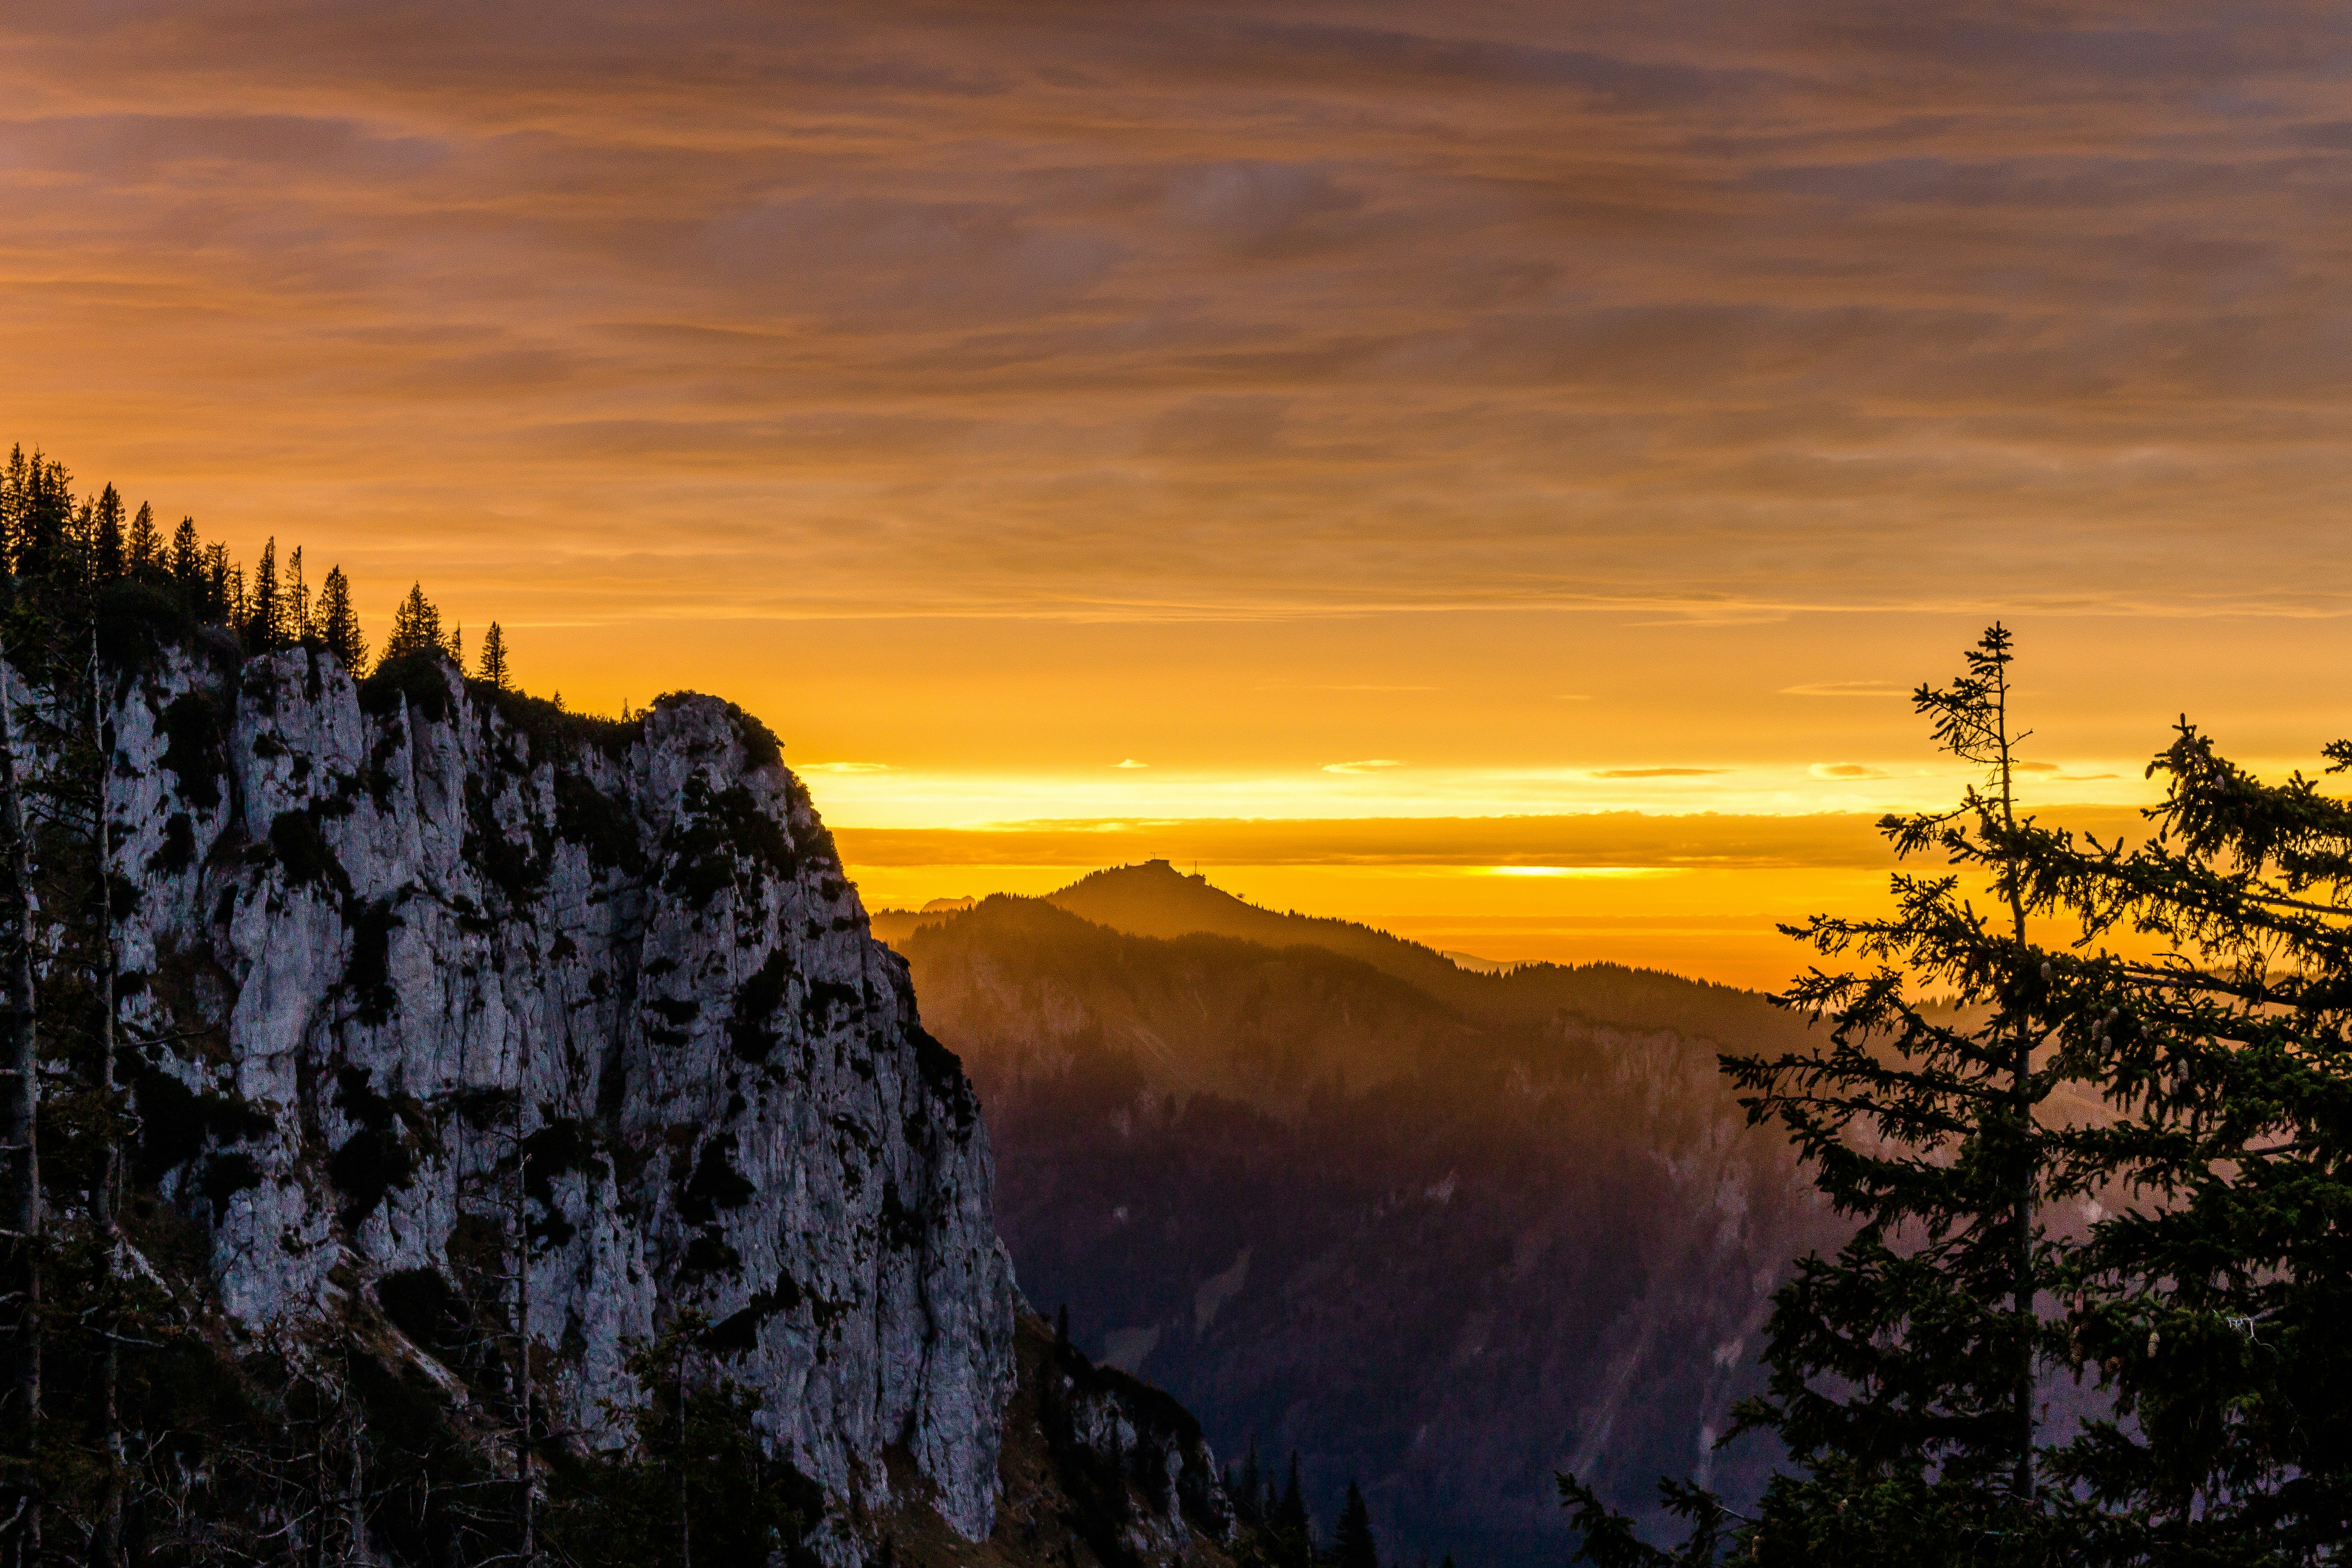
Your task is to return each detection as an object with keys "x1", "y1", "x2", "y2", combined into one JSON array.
[
  {"x1": 1993, "y1": 658, "x2": 2036, "y2": 1510},
  {"x1": 343, "y1": 1370, "x2": 366, "y2": 1566},
  {"x1": 511, "y1": 1034, "x2": 534, "y2": 1567},
  {"x1": 0, "y1": 657, "x2": 38, "y2": 1568},
  {"x1": 89, "y1": 635, "x2": 124, "y2": 1568}
]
